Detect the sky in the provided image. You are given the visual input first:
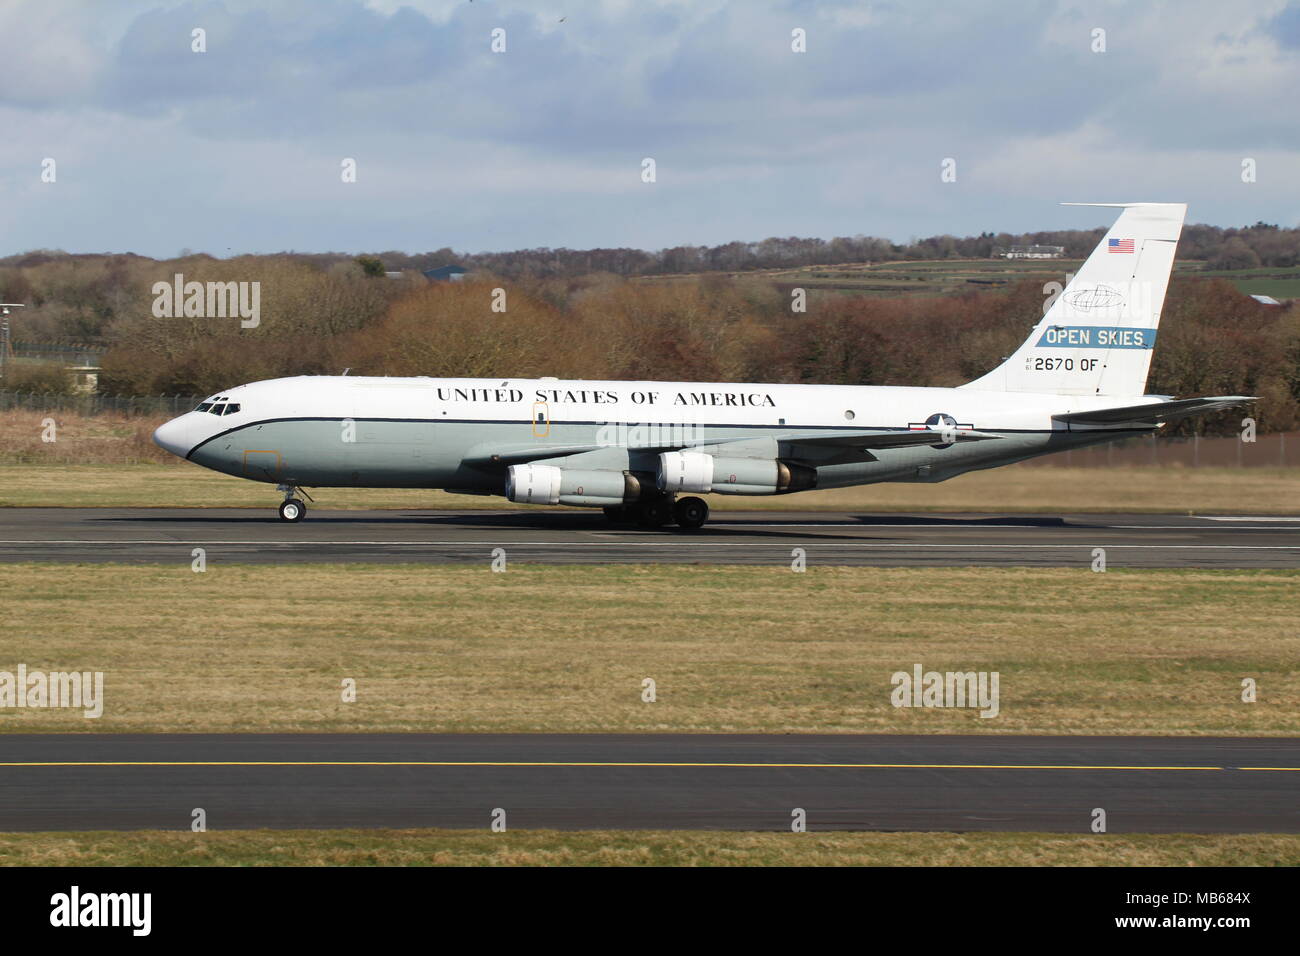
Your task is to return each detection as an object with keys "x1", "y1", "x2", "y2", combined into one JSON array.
[{"x1": 1, "y1": 0, "x2": 1298, "y2": 258}]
